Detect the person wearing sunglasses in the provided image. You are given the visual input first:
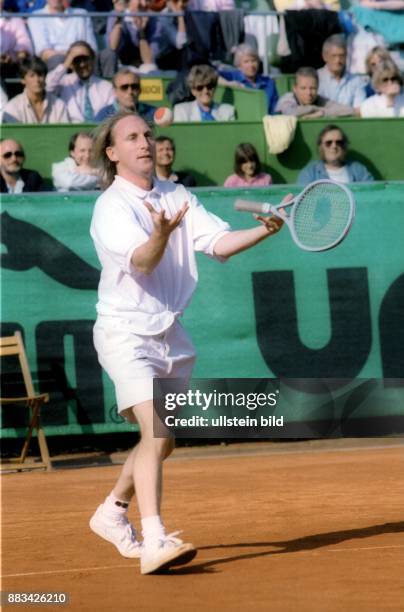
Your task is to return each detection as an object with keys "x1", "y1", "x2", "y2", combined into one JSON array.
[
  {"x1": 298, "y1": 124, "x2": 374, "y2": 185},
  {"x1": 46, "y1": 41, "x2": 115, "y2": 123},
  {"x1": 0, "y1": 139, "x2": 44, "y2": 193},
  {"x1": 95, "y1": 68, "x2": 155, "y2": 122},
  {"x1": 364, "y1": 47, "x2": 394, "y2": 98},
  {"x1": 173, "y1": 64, "x2": 235, "y2": 122},
  {"x1": 360, "y1": 61, "x2": 404, "y2": 117}
]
